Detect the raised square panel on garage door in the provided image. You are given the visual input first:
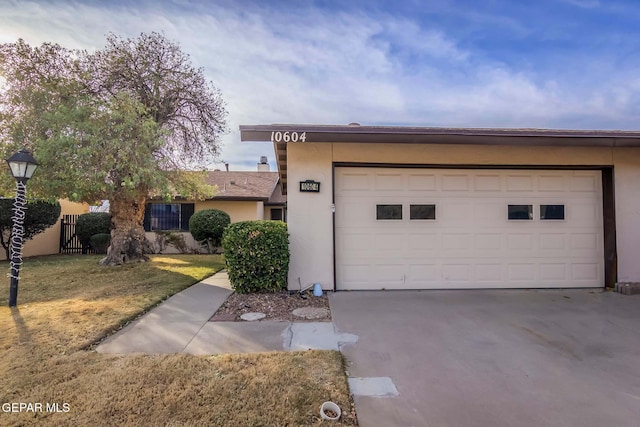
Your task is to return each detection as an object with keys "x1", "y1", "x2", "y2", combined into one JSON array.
[
  {"x1": 571, "y1": 174, "x2": 598, "y2": 192},
  {"x1": 442, "y1": 174, "x2": 469, "y2": 191},
  {"x1": 338, "y1": 201, "x2": 371, "y2": 226},
  {"x1": 507, "y1": 175, "x2": 534, "y2": 191},
  {"x1": 338, "y1": 172, "x2": 370, "y2": 191},
  {"x1": 408, "y1": 173, "x2": 437, "y2": 191},
  {"x1": 374, "y1": 173, "x2": 404, "y2": 191},
  {"x1": 538, "y1": 175, "x2": 566, "y2": 192},
  {"x1": 475, "y1": 174, "x2": 502, "y2": 191}
]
